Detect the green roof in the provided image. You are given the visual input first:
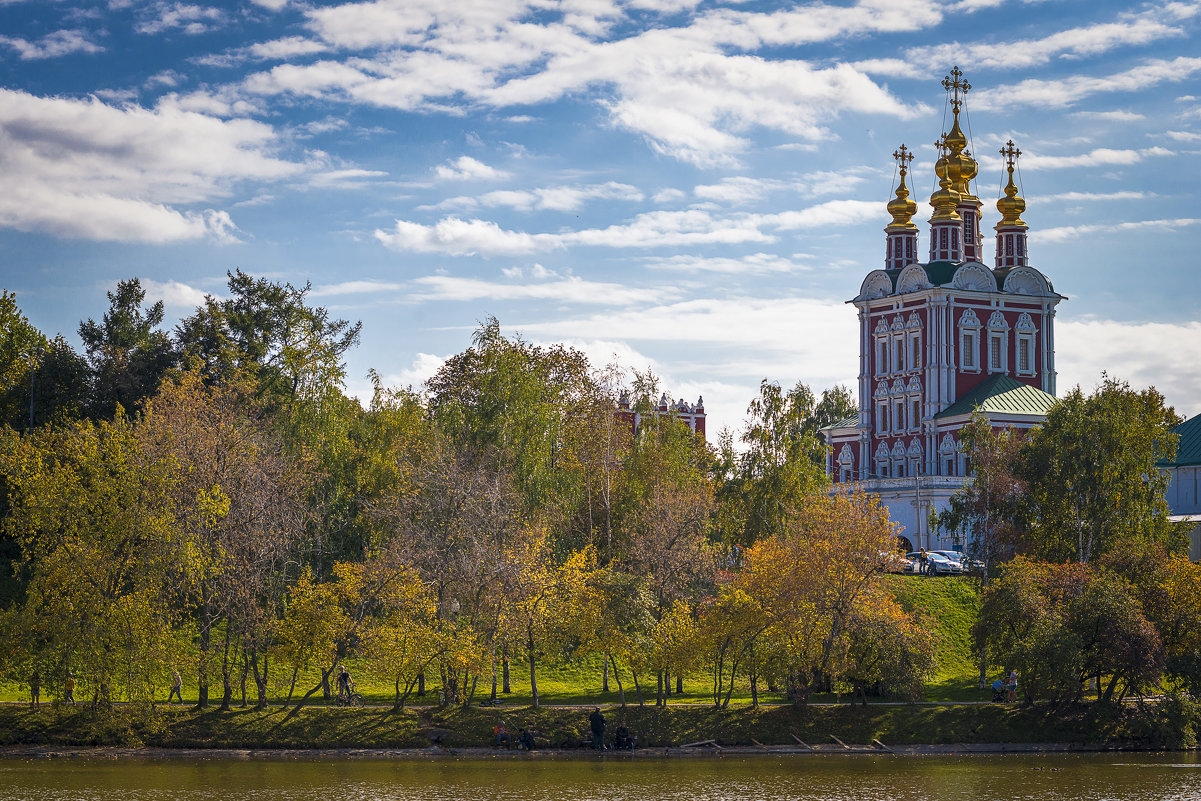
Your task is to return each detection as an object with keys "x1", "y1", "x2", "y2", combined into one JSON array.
[
  {"x1": 1165, "y1": 414, "x2": 1201, "y2": 467},
  {"x1": 819, "y1": 412, "x2": 861, "y2": 432},
  {"x1": 934, "y1": 374, "x2": 1058, "y2": 420}
]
